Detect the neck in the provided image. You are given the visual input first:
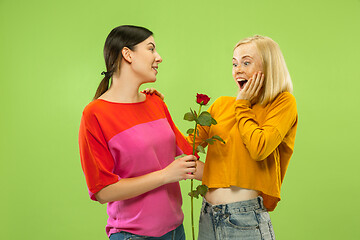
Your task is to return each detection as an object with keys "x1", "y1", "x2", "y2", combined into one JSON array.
[{"x1": 101, "y1": 68, "x2": 145, "y2": 103}]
